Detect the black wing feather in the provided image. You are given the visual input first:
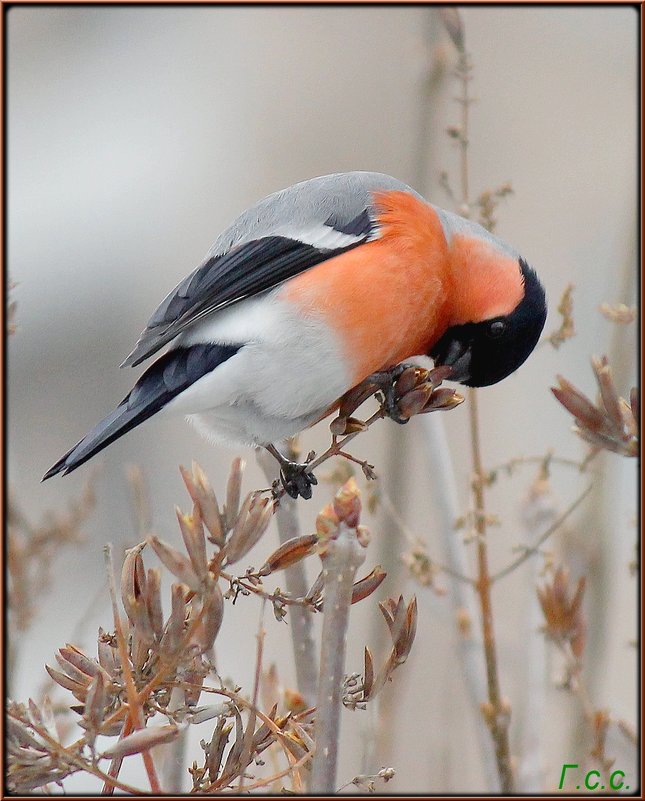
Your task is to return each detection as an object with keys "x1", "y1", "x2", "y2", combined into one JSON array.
[
  {"x1": 122, "y1": 235, "x2": 362, "y2": 368},
  {"x1": 43, "y1": 343, "x2": 239, "y2": 479}
]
